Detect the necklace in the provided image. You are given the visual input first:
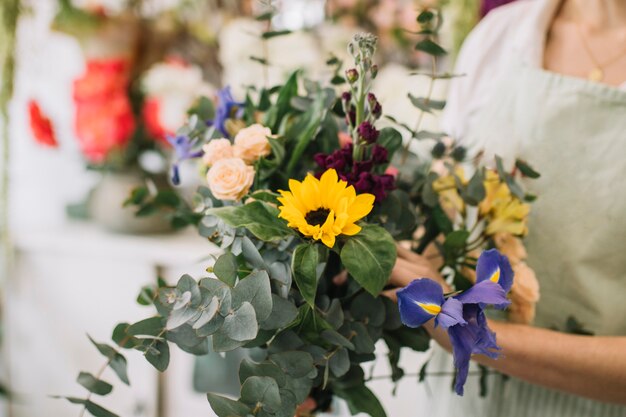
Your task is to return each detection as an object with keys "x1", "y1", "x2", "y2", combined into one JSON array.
[{"x1": 576, "y1": 23, "x2": 626, "y2": 82}]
